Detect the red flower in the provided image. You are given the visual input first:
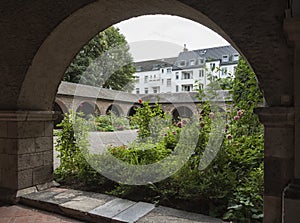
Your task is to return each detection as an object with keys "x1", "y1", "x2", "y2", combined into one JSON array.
[
  {"x1": 237, "y1": 109, "x2": 244, "y2": 116},
  {"x1": 177, "y1": 122, "x2": 182, "y2": 128},
  {"x1": 172, "y1": 131, "x2": 177, "y2": 135},
  {"x1": 227, "y1": 134, "x2": 233, "y2": 140},
  {"x1": 138, "y1": 99, "x2": 143, "y2": 104},
  {"x1": 200, "y1": 122, "x2": 205, "y2": 128}
]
